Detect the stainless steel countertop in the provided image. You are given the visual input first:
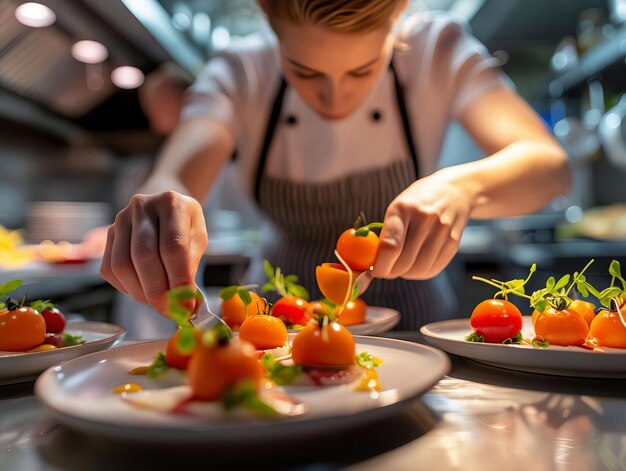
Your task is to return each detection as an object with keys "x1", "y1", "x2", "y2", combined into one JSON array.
[{"x1": 1, "y1": 333, "x2": 624, "y2": 471}]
